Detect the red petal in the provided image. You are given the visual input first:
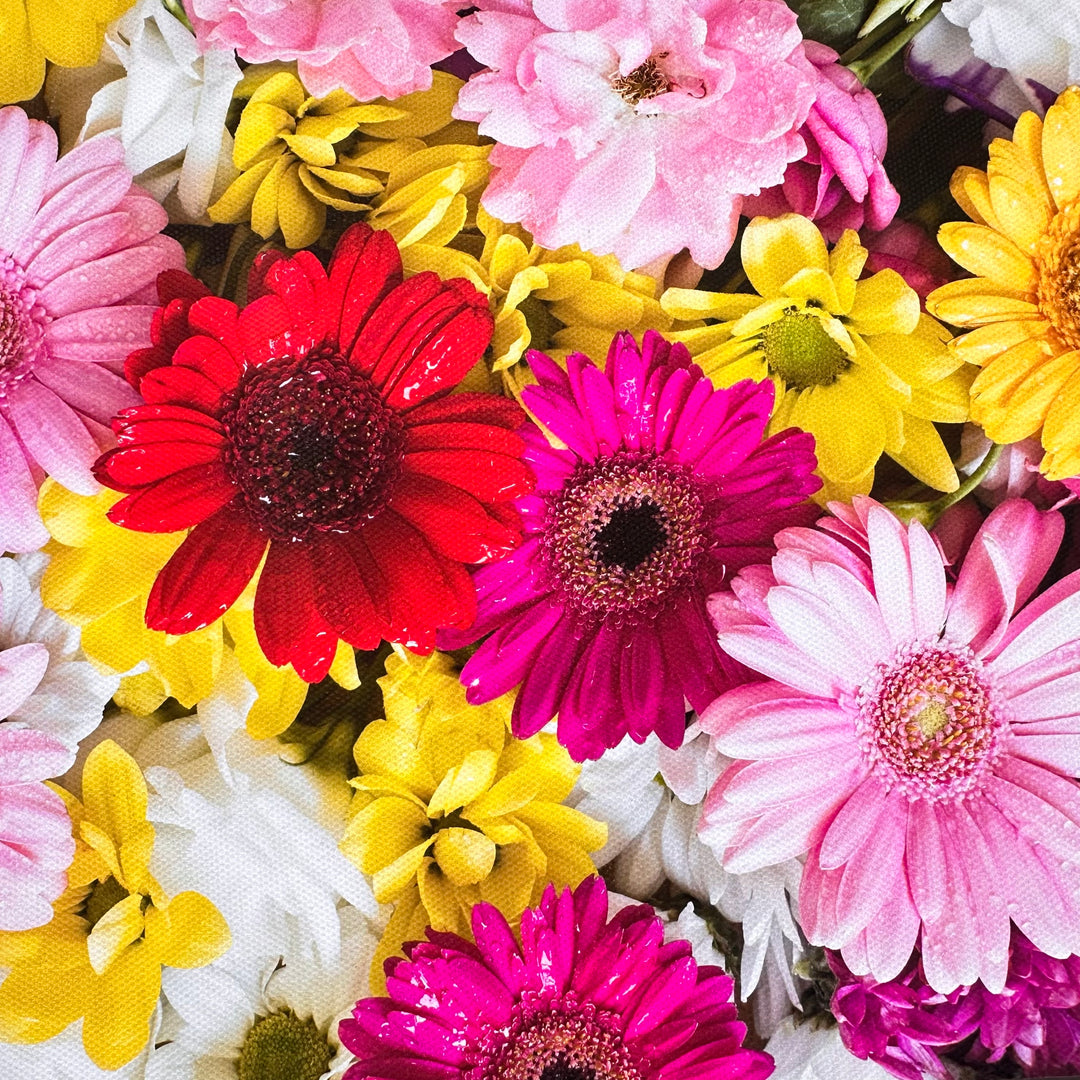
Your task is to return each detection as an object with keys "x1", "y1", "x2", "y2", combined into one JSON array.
[
  {"x1": 238, "y1": 293, "x2": 315, "y2": 366},
  {"x1": 405, "y1": 420, "x2": 525, "y2": 457},
  {"x1": 247, "y1": 250, "x2": 288, "y2": 301},
  {"x1": 310, "y1": 534, "x2": 390, "y2": 651},
  {"x1": 391, "y1": 471, "x2": 521, "y2": 563},
  {"x1": 328, "y1": 223, "x2": 402, "y2": 356},
  {"x1": 125, "y1": 346, "x2": 168, "y2": 389},
  {"x1": 406, "y1": 392, "x2": 525, "y2": 430},
  {"x1": 253, "y1": 540, "x2": 338, "y2": 682},
  {"x1": 185, "y1": 296, "x2": 246, "y2": 369},
  {"x1": 114, "y1": 414, "x2": 226, "y2": 447},
  {"x1": 403, "y1": 449, "x2": 534, "y2": 503},
  {"x1": 96, "y1": 440, "x2": 223, "y2": 488},
  {"x1": 111, "y1": 403, "x2": 225, "y2": 432},
  {"x1": 146, "y1": 508, "x2": 267, "y2": 634},
  {"x1": 172, "y1": 335, "x2": 244, "y2": 392},
  {"x1": 156, "y1": 269, "x2": 211, "y2": 305},
  {"x1": 140, "y1": 364, "x2": 227, "y2": 415},
  {"x1": 346, "y1": 272, "x2": 443, "y2": 379},
  {"x1": 104, "y1": 462, "x2": 237, "y2": 531}
]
